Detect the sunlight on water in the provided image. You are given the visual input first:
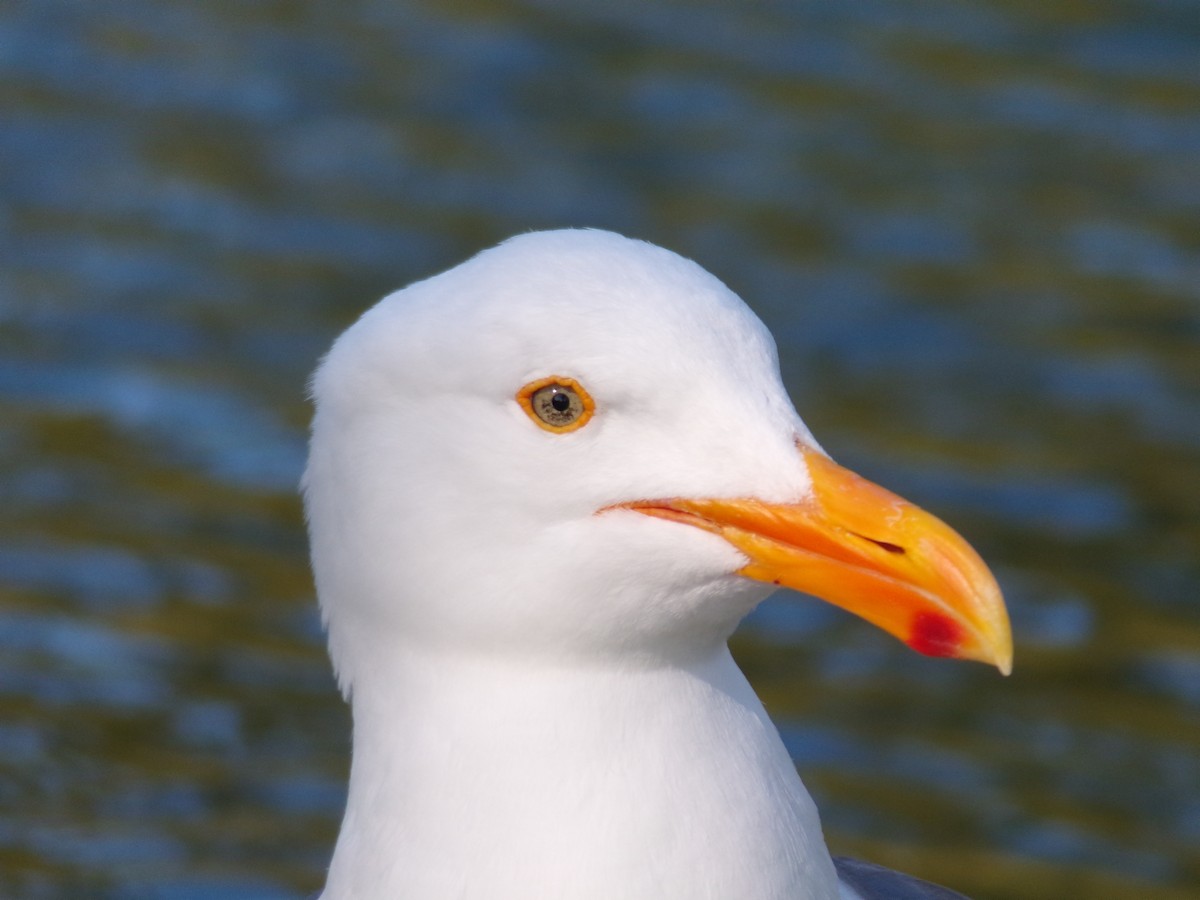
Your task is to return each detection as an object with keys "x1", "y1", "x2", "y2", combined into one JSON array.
[{"x1": 1, "y1": 1, "x2": 1198, "y2": 897}]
